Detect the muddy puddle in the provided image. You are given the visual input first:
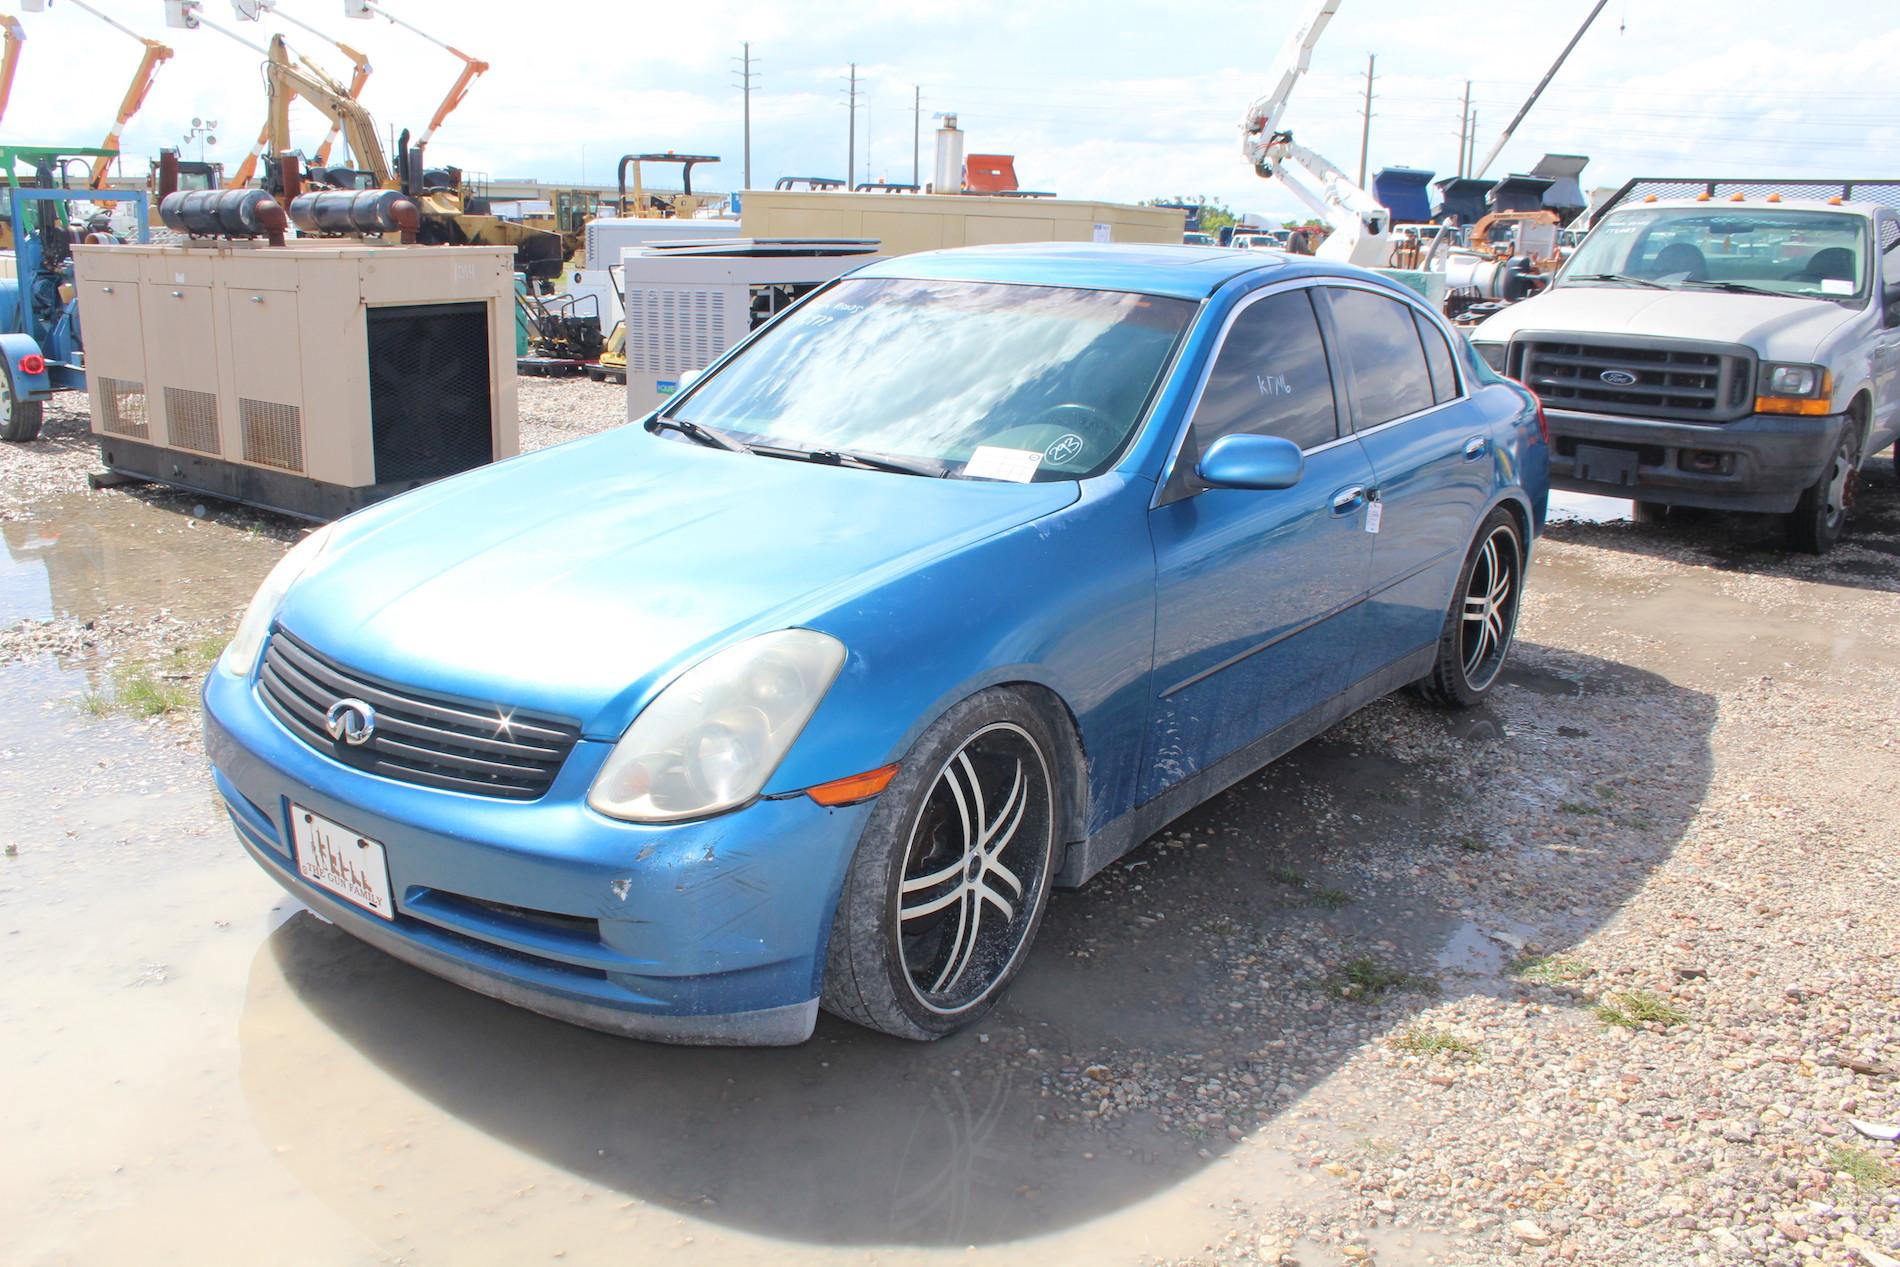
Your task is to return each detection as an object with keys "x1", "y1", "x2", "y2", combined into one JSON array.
[
  {"x1": 0, "y1": 640, "x2": 1691, "y2": 1267},
  {"x1": 1, "y1": 491, "x2": 284, "y2": 628}
]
